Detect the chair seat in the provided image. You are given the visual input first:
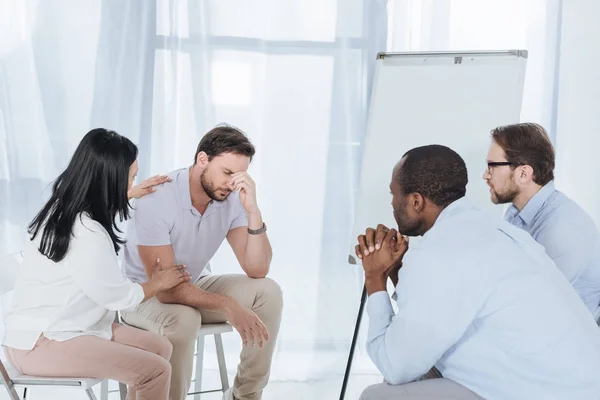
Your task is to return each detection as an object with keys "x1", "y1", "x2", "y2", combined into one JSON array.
[
  {"x1": 198, "y1": 322, "x2": 233, "y2": 336},
  {"x1": 5, "y1": 361, "x2": 100, "y2": 389}
]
